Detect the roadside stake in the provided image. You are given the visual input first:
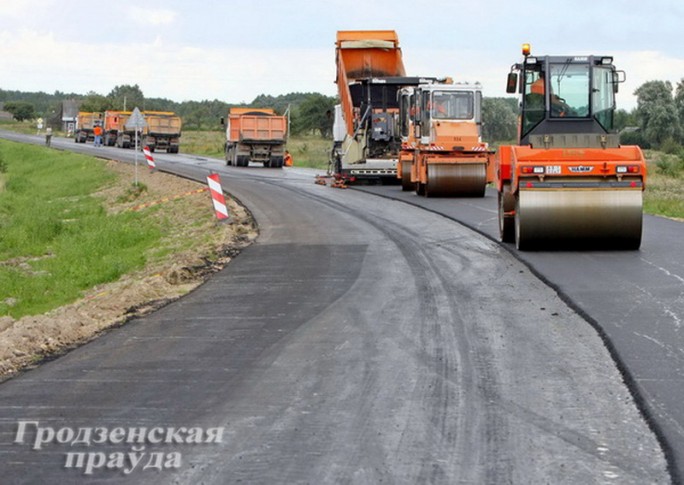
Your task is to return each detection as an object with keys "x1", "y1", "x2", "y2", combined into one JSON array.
[
  {"x1": 143, "y1": 146, "x2": 156, "y2": 170},
  {"x1": 206, "y1": 173, "x2": 230, "y2": 221}
]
